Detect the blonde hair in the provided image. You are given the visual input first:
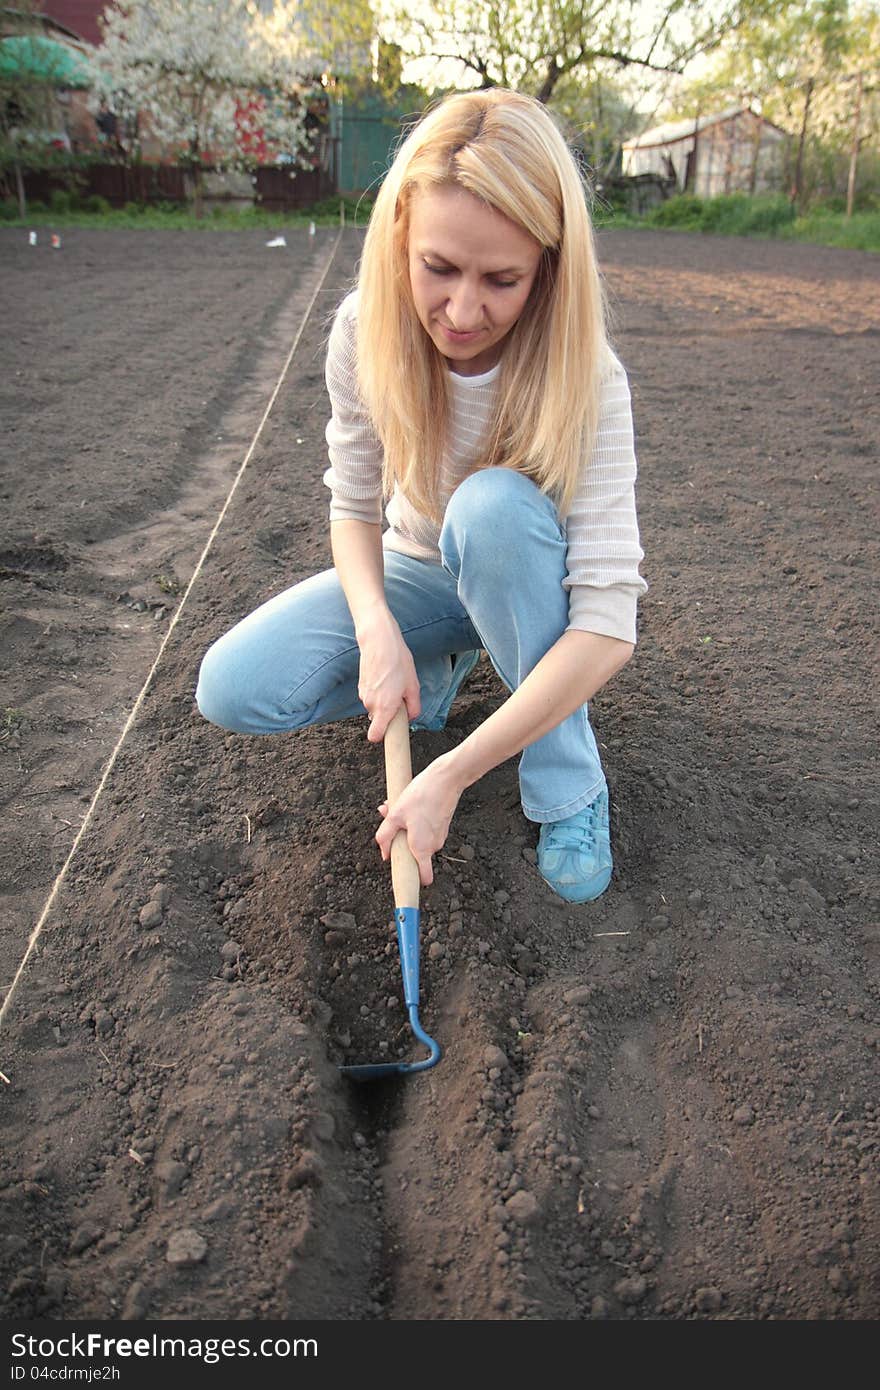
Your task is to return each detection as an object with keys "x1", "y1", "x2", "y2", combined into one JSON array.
[{"x1": 357, "y1": 87, "x2": 609, "y2": 522}]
